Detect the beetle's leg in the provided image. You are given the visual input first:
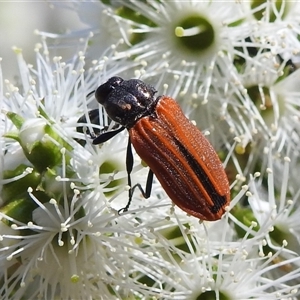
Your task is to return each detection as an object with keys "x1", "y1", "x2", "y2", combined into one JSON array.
[
  {"x1": 130, "y1": 169, "x2": 154, "y2": 199},
  {"x1": 118, "y1": 138, "x2": 154, "y2": 214},
  {"x1": 93, "y1": 126, "x2": 125, "y2": 144},
  {"x1": 126, "y1": 136, "x2": 134, "y2": 192}
]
